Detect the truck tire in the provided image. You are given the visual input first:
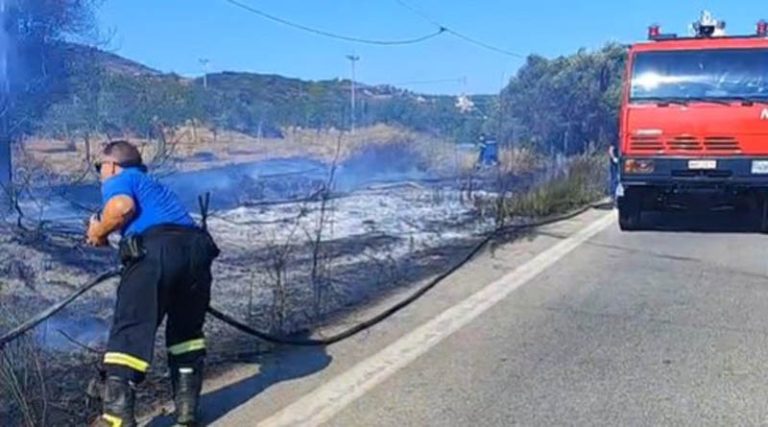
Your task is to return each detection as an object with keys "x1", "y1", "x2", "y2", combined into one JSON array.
[
  {"x1": 760, "y1": 195, "x2": 768, "y2": 234},
  {"x1": 618, "y1": 189, "x2": 643, "y2": 231}
]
